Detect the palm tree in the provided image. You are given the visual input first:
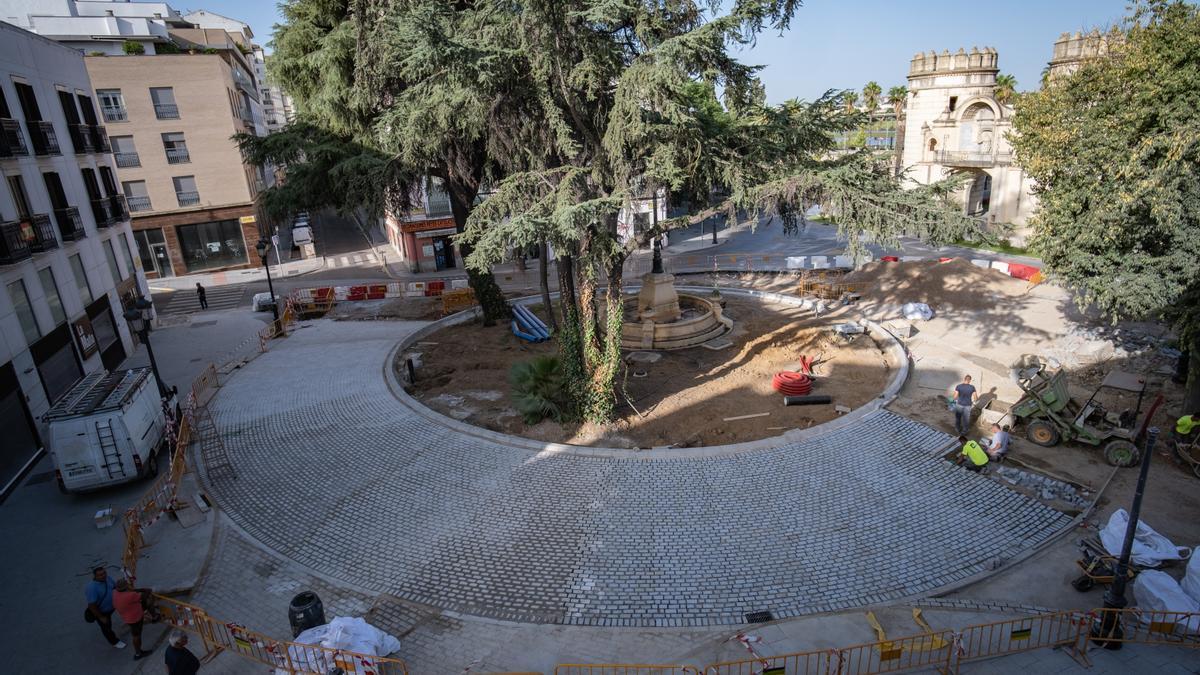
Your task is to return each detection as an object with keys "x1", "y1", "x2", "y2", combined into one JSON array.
[
  {"x1": 887, "y1": 85, "x2": 907, "y2": 118},
  {"x1": 995, "y1": 74, "x2": 1017, "y2": 105},
  {"x1": 842, "y1": 90, "x2": 858, "y2": 112},
  {"x1": 862, "y1": 81, "x2": 882, "y2": 119}
]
